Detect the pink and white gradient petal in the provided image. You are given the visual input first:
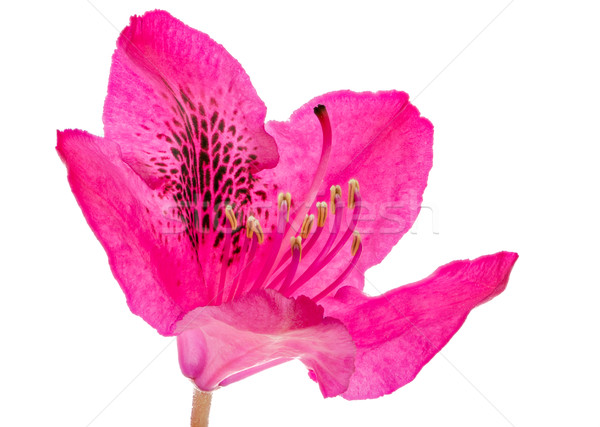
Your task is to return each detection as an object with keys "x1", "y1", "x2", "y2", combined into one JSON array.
[{"x1": 176, "y1": 290, "x2": 356, "y2": 397}]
